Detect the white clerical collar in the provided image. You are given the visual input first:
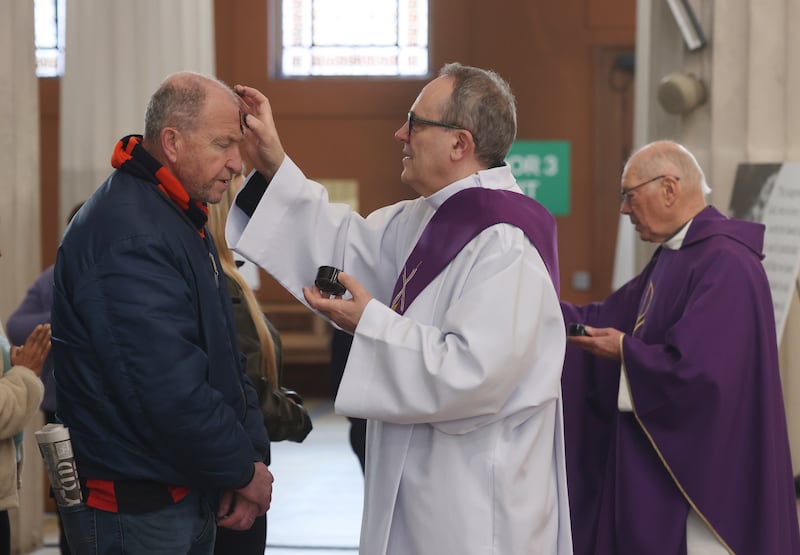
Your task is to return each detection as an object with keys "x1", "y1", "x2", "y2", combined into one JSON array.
[
  {"x1": 662, "y1": 219, "x2": 693, "y2": 250},
  {"x1": 426, "y1": 164, "x2": 516, "y2": 210}
]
